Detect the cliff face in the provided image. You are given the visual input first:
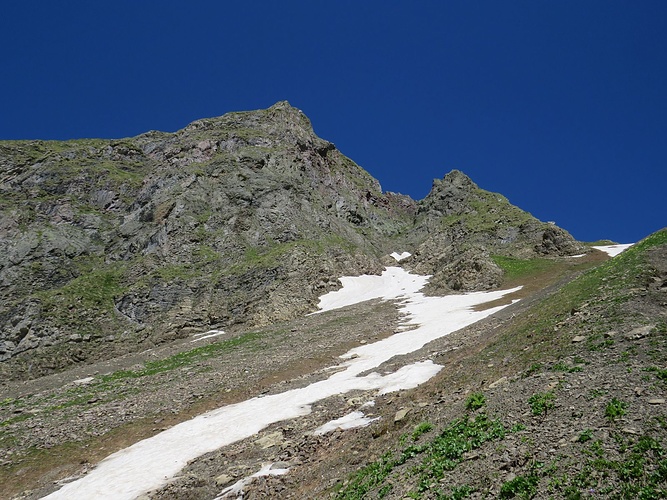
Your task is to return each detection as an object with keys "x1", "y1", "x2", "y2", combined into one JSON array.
[{"x1": 0, "y1": 102, "x2": 583, "y2": 379}]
